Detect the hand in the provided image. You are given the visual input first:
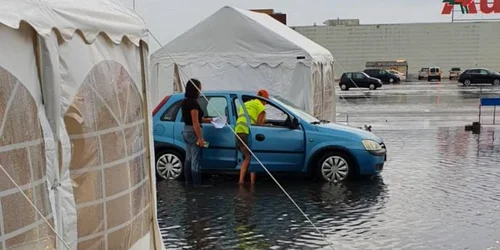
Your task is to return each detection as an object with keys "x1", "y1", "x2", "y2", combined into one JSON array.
[{"x1": 197, "y1": 138, "x2": 205, "y2": 147}]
